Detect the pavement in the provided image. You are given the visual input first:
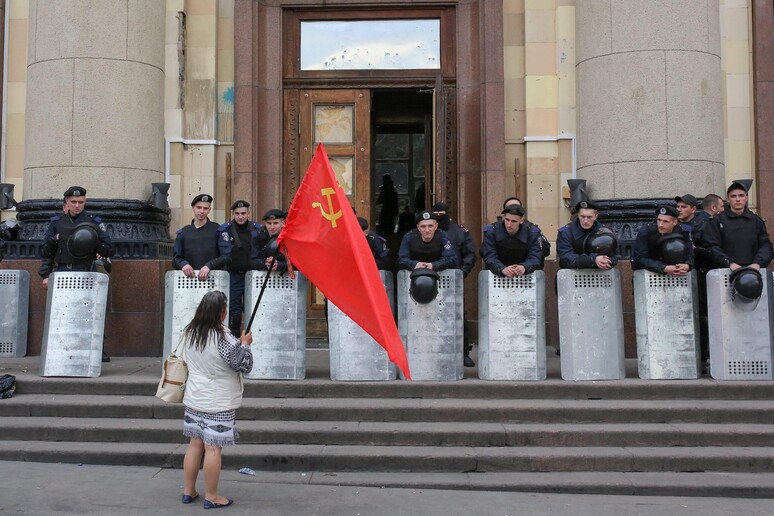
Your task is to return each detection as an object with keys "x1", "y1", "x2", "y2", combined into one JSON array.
[{"x1": 2, "y1": 461, "x2": 774, "y2": 515}]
